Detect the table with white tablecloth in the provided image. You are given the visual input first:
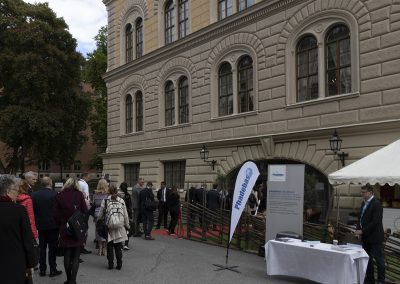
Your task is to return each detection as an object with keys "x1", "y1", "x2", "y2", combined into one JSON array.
[{"x1": 265, "y1": 239, "x2": 369, "y2": 284}]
